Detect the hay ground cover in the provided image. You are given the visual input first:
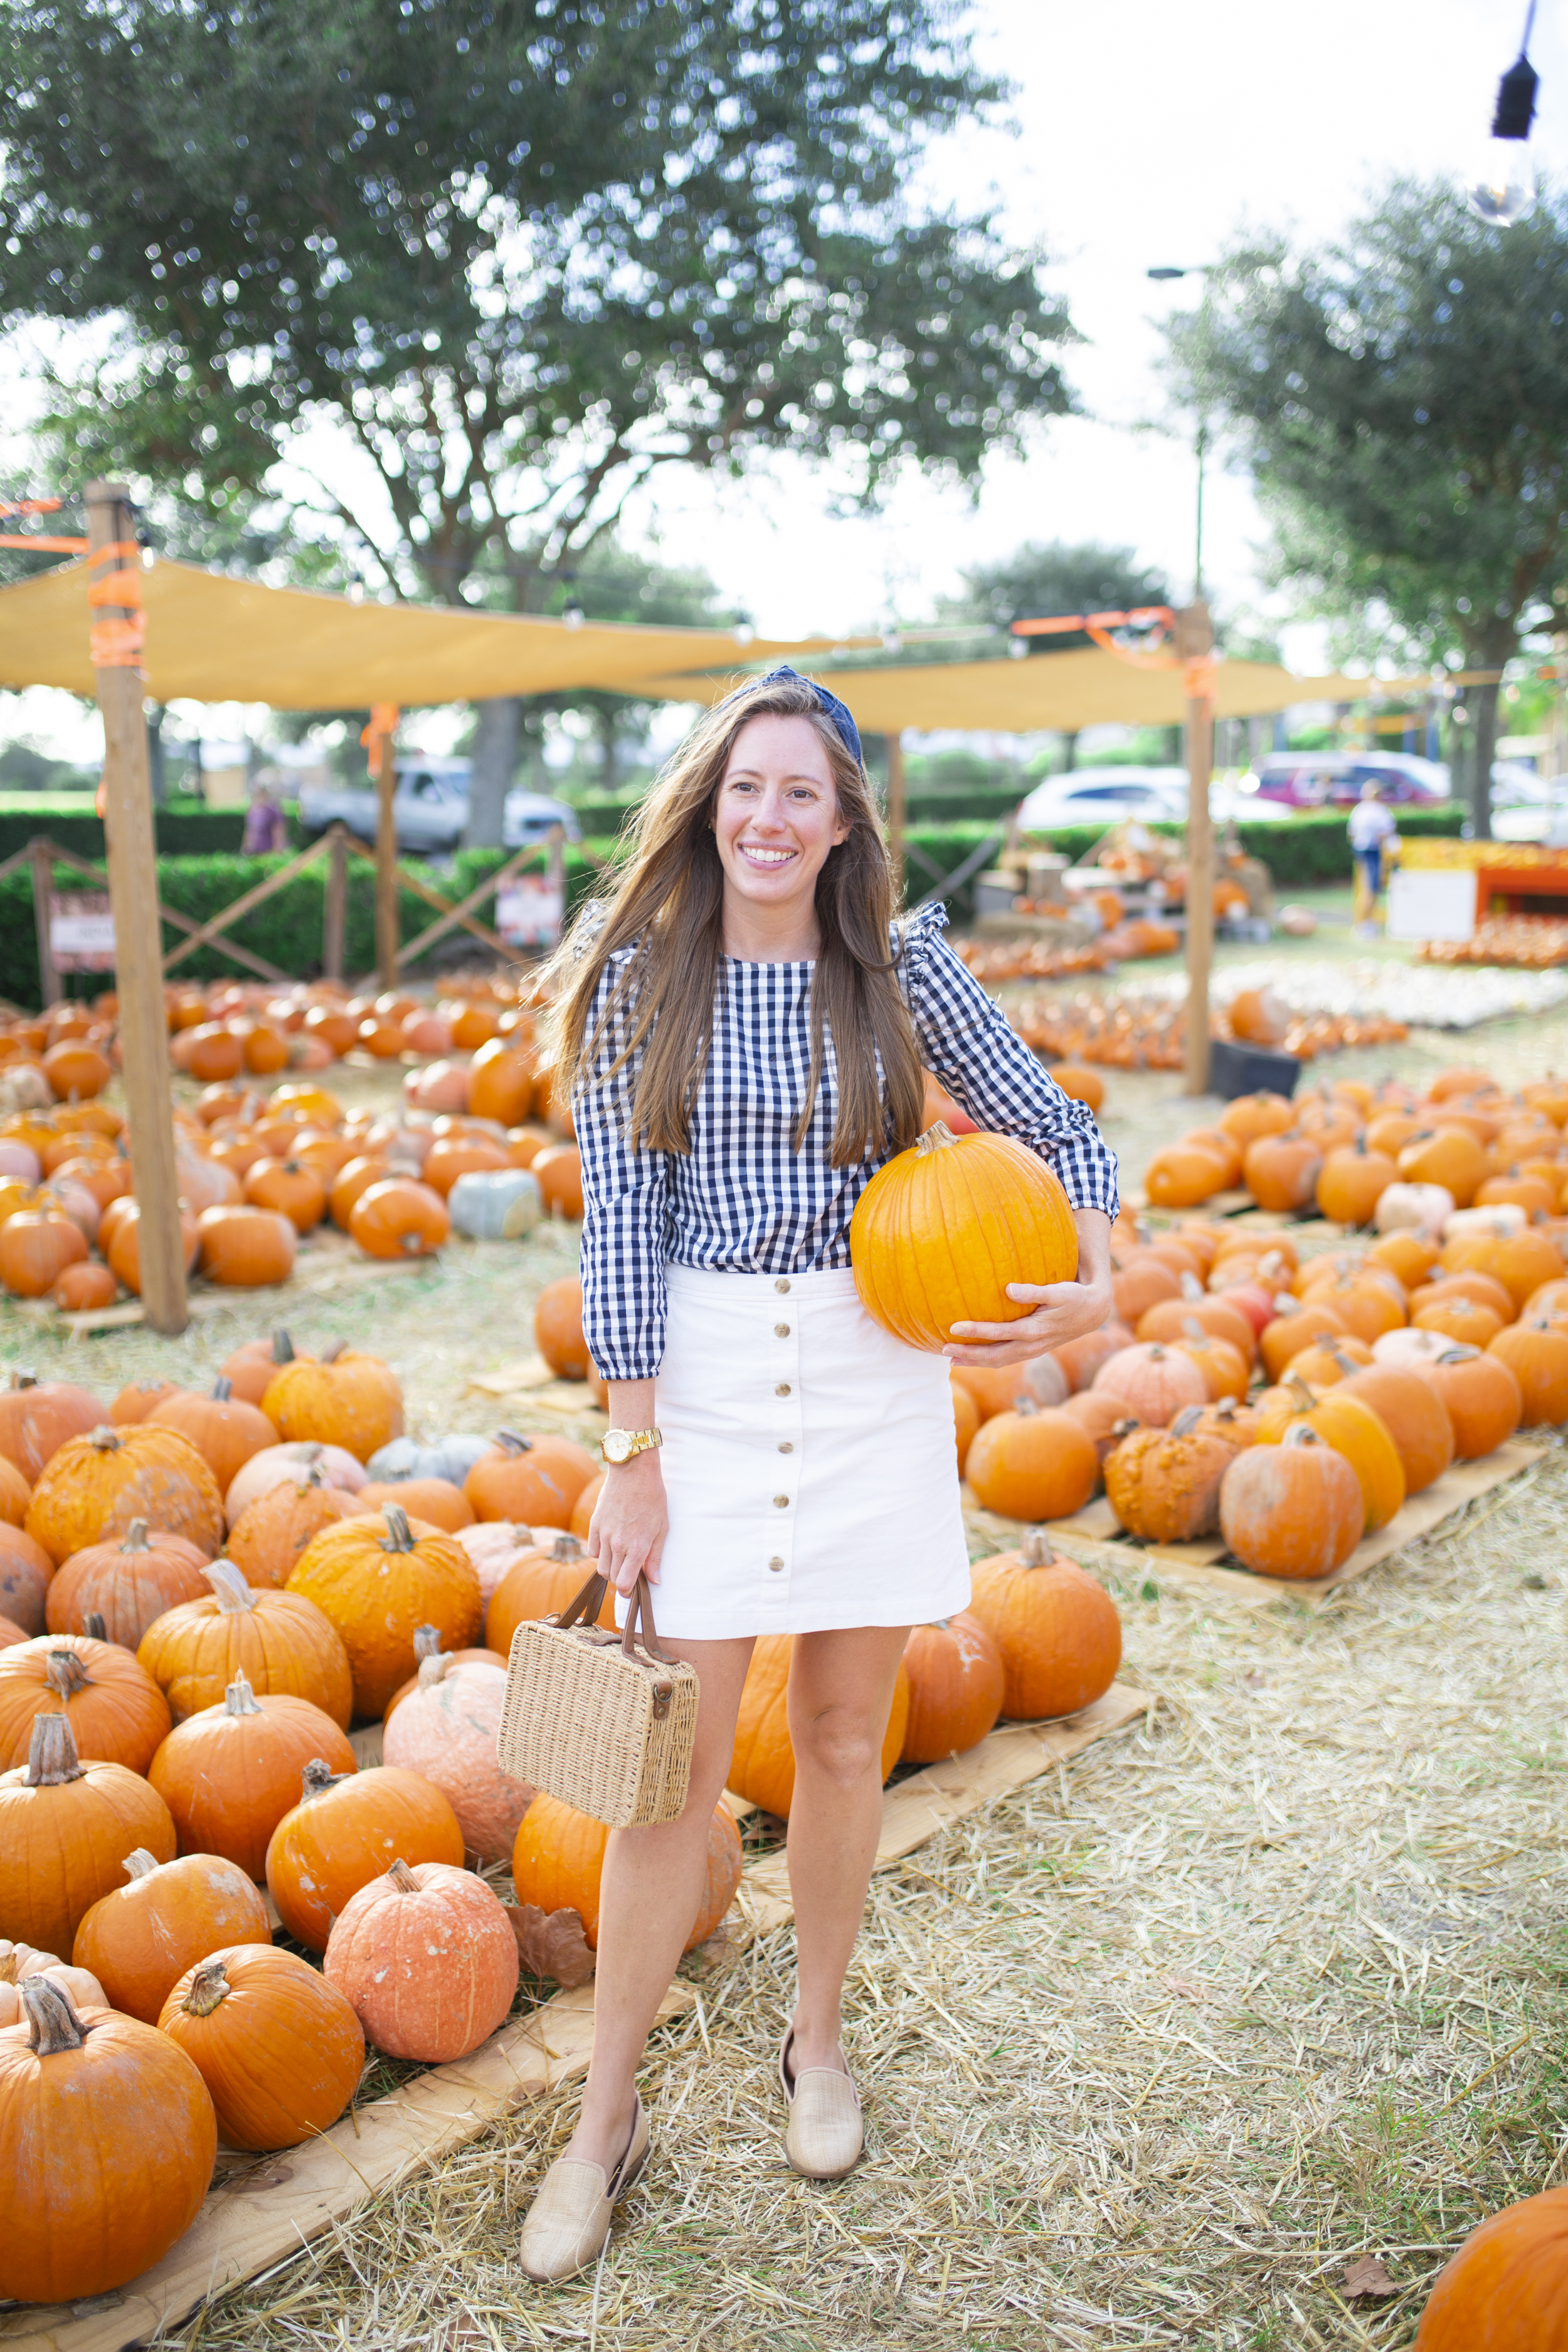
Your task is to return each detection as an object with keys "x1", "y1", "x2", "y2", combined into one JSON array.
[{"x1": 3, "y1": 978, "x2": 1567, "y2": 2348}]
